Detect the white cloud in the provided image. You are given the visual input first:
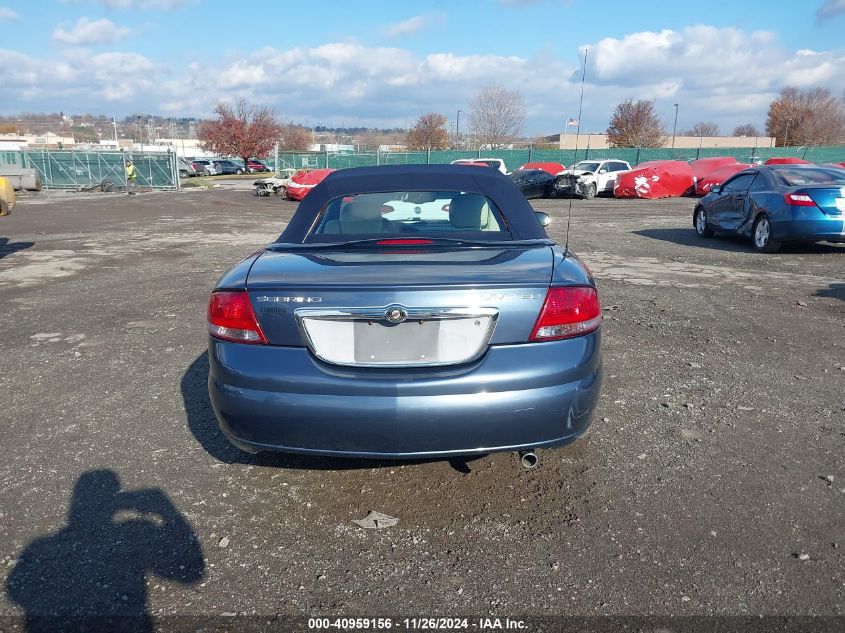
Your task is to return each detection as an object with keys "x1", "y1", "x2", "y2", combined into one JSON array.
[
  {"x1": 383, "y1": 13, "x2": 445, "y2": 38},
  {"x1": 61, "y1": 0, "x2": 197, "y2": 9},
  {"x1": 817, "y1": 0, "x2": 845, "y2": 20},
  {"x1": 2, "y1": 25, "x2": 844, "y2": 135},
  {"x1": 0, "y1": 6, "x2": 20, "y2": 20},
  {"x1": 53, "y1": 17, "x2": 133, "y2": 45},
  {"x1": 579, "y1": 25, "x2": 845, "y2": 129},
  {"x1": 0, "y1": 47, "x2": 159, "y2": 105}
]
